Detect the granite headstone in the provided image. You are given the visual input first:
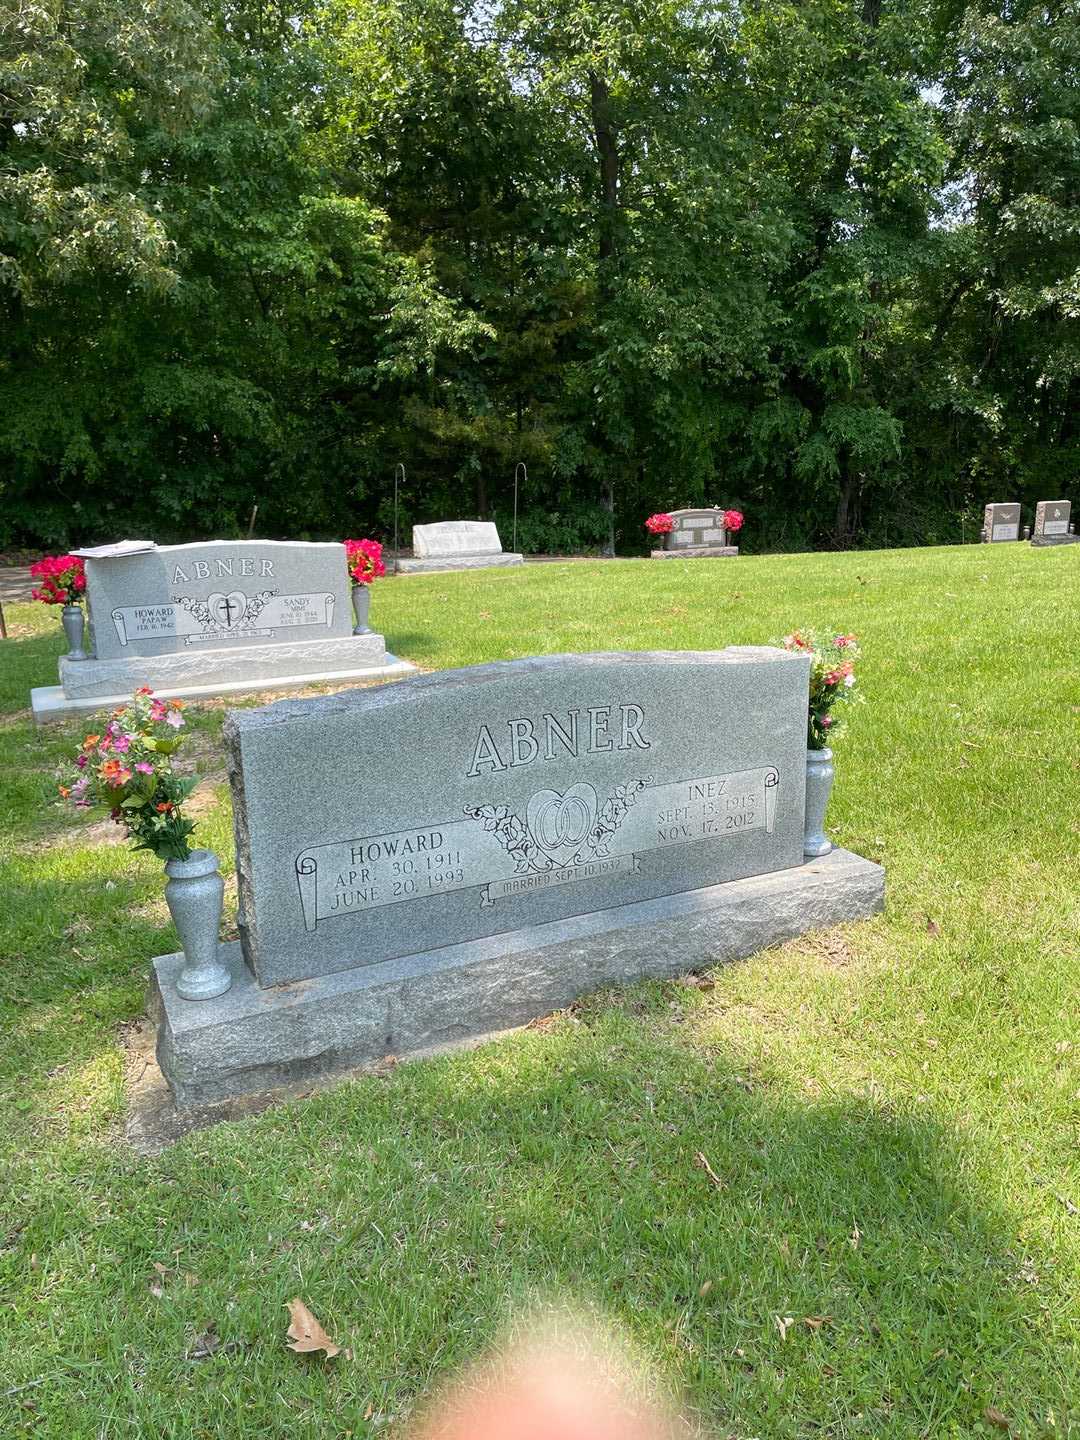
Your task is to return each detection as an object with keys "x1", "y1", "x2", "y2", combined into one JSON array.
[
  {"x1": 396, "y1": 521, "x2": 524, "y2": 574},
  {"x1": 1031, "y1": 500, "x2": 1078, "y2": 546},
  {"x1": 31, "y1": 539, "x2": 413, "y2": 723},
  {"x1": 981, "y1": 503, "x2": 1021, "y2": 543},
  {"x1": 651, "y1": 508, "x2": 737, "y2": 559},
  {"x1": 150, "y1": 649, "x2": 885, "y2": 1106}
]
